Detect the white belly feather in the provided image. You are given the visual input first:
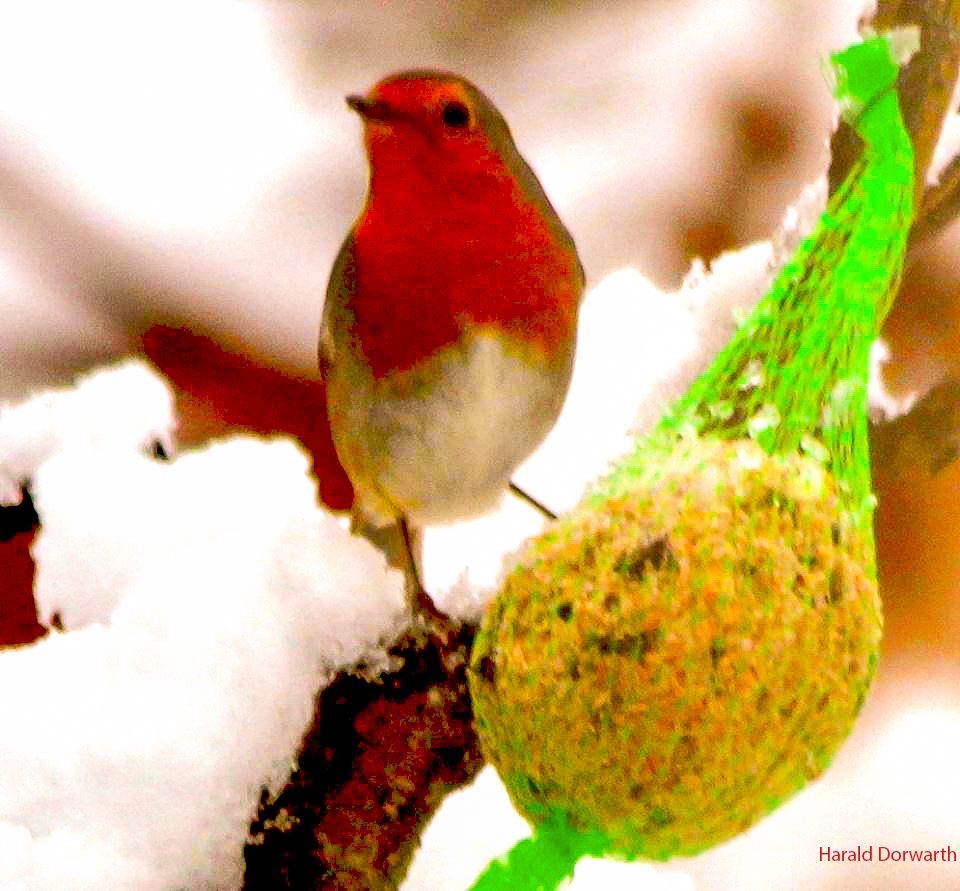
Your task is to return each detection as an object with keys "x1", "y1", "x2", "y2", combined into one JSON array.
[{"x1": 337, "y1": 332, "x2": 572, "y2": 526}]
